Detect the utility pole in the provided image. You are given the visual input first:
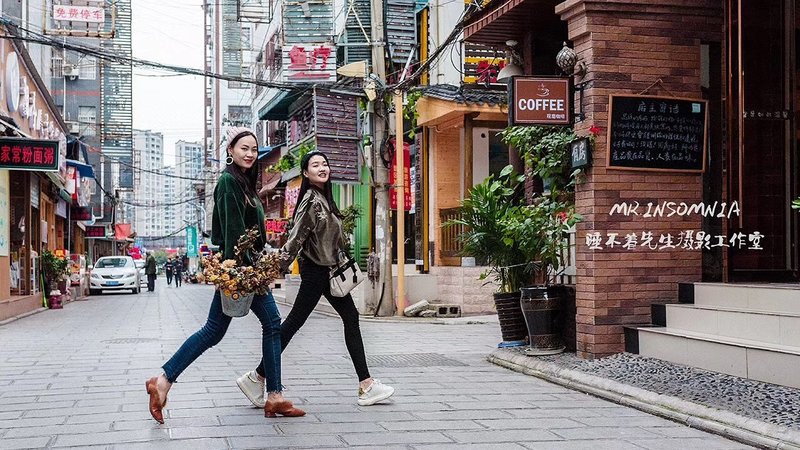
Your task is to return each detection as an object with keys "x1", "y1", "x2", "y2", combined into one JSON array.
[{"x1": 369, "y1": 0, "x2": 395, "y2": 316}]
